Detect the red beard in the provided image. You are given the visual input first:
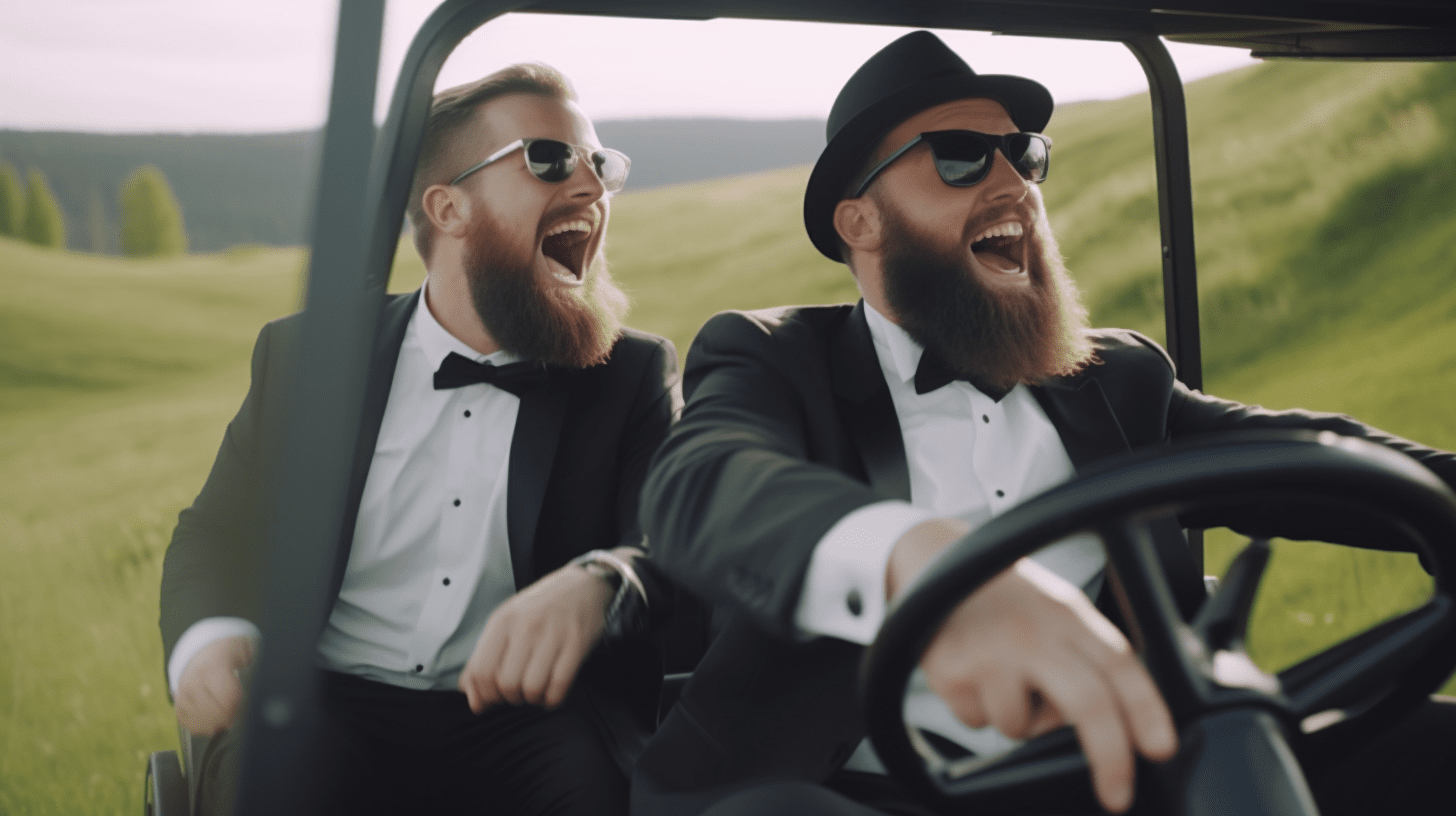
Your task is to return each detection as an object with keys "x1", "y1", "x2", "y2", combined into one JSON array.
[
  {"x1": 878, "y1": 196, "x2": 1096, "y2": 391},
  {"x1": 459, "y1": 207, "x2": 628, "y2": 368}
]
